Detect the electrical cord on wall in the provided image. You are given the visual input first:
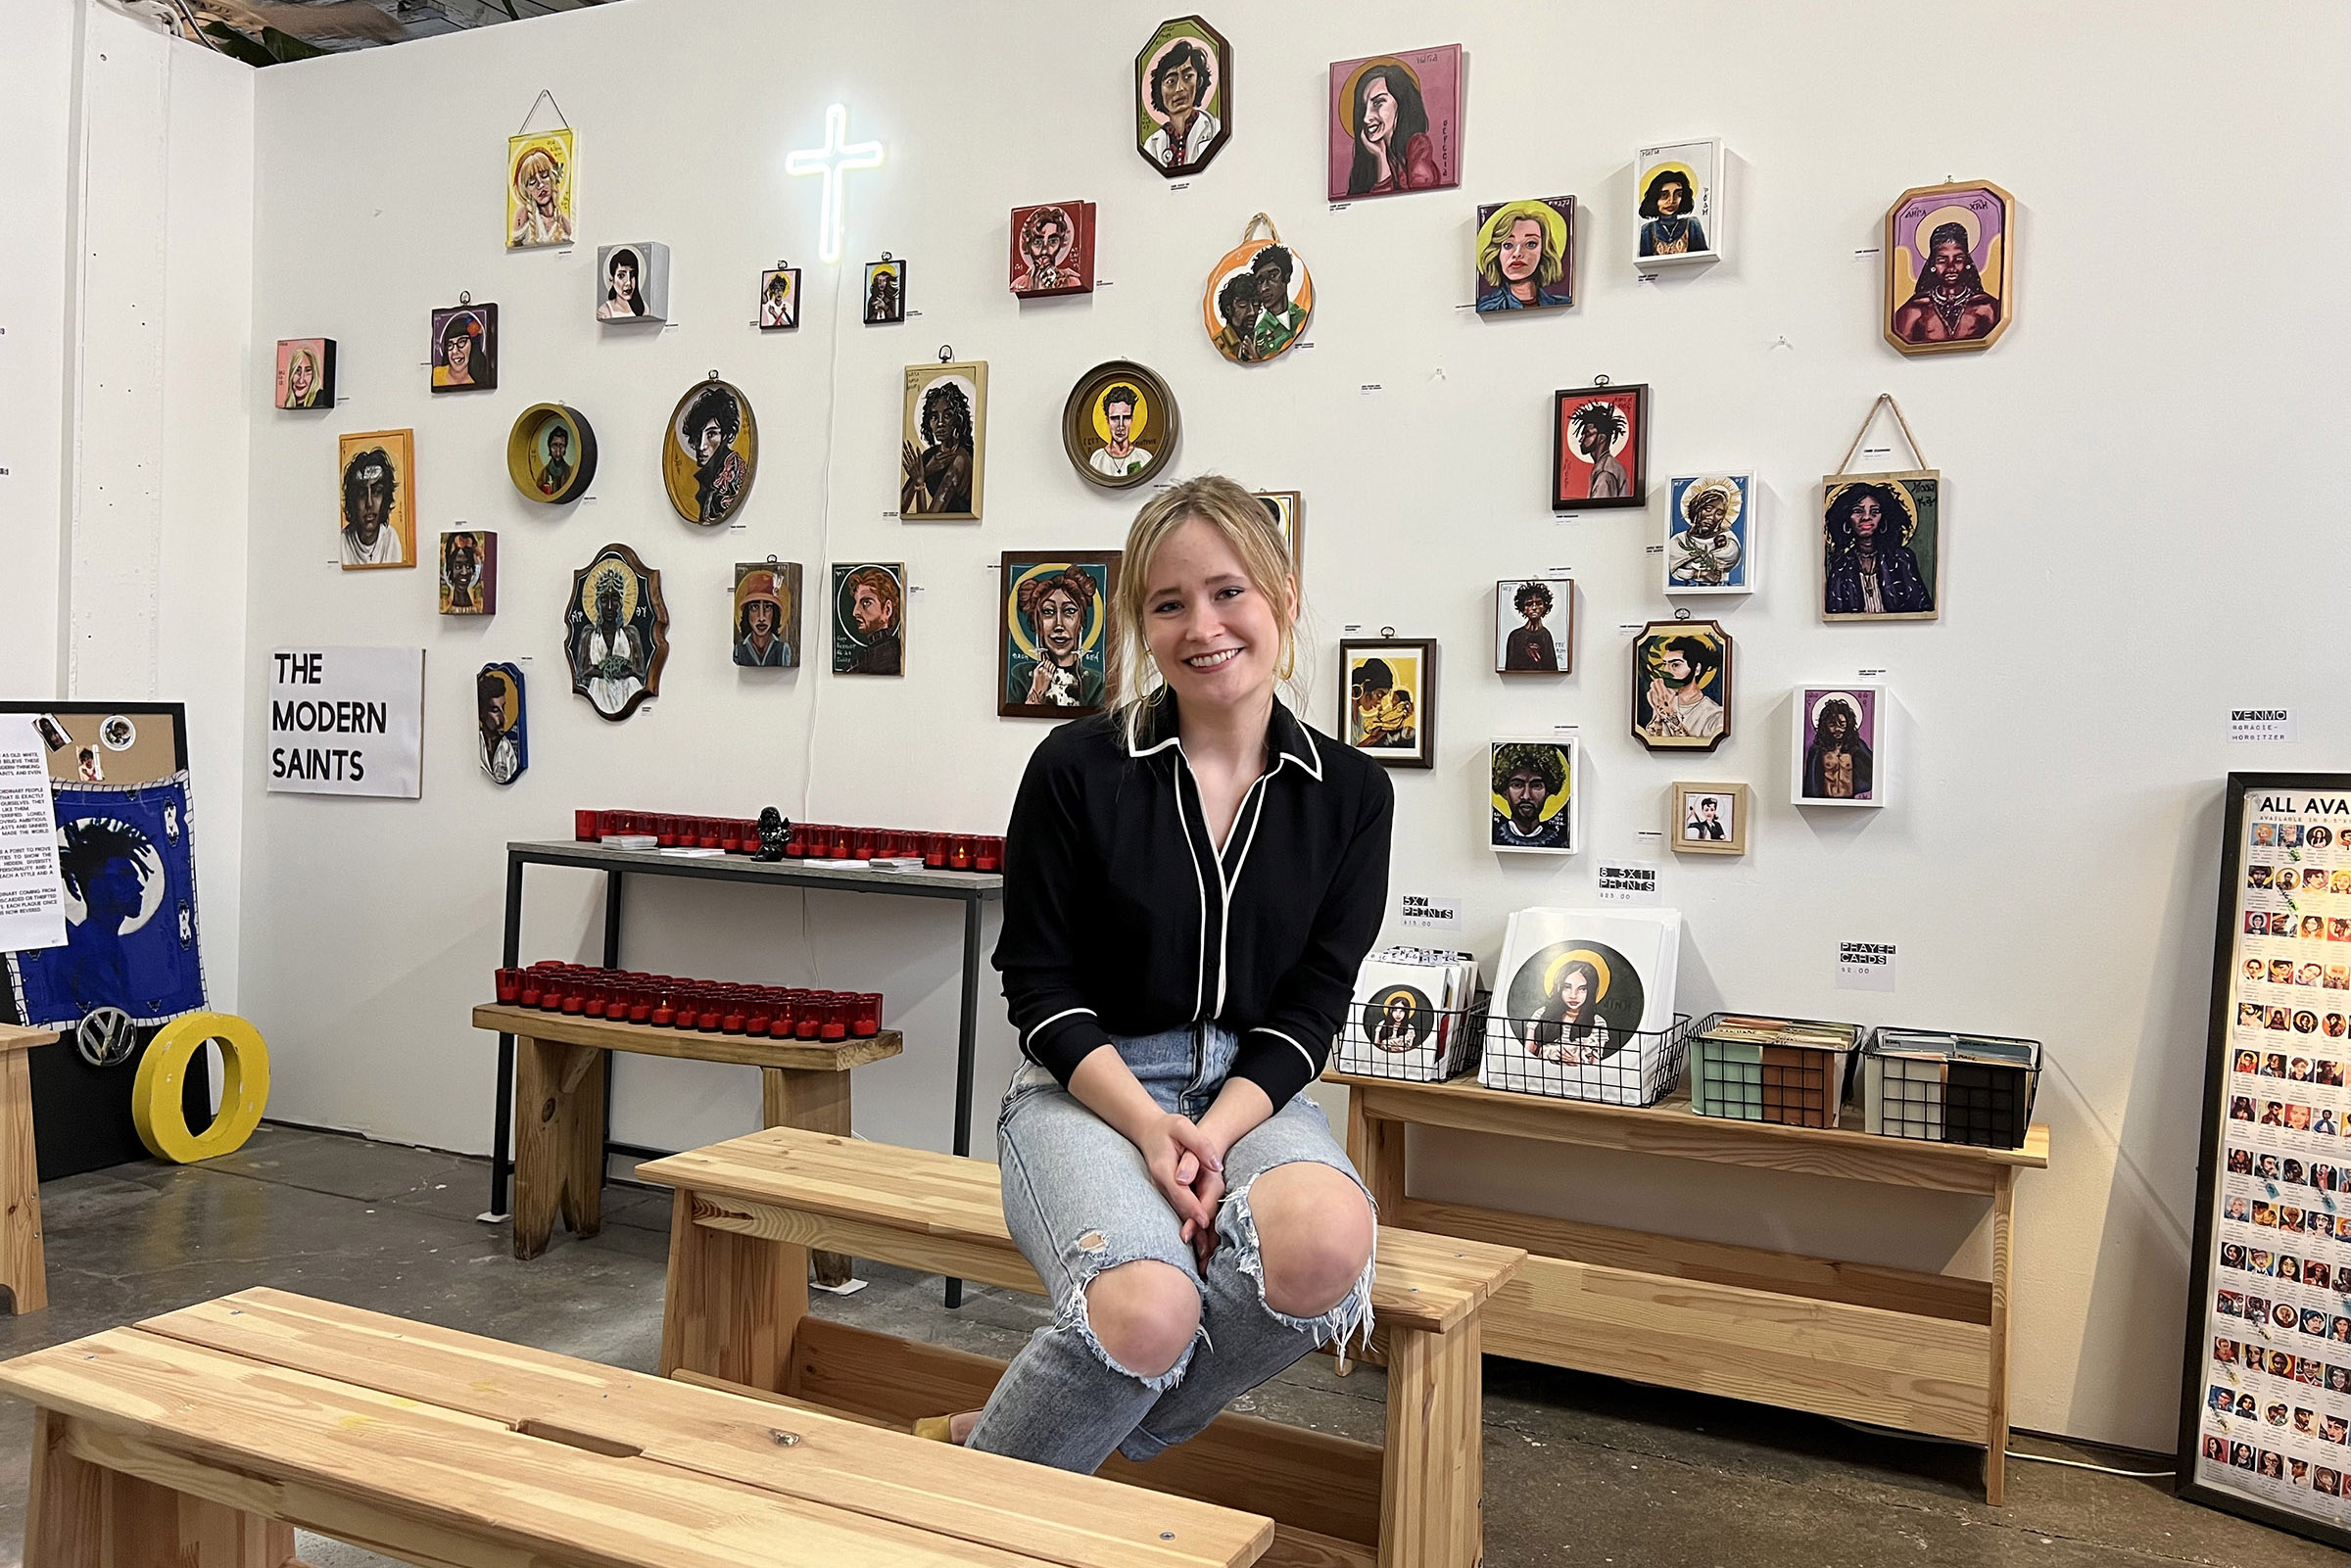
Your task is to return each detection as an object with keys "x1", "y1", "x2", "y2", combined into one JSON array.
[
  {"x1": 788, "y1": 261, "x2": 850, "y2": 993},
  {"x1": 1826, "y1": 1417, "x2": 2174, "y2": 1479}
]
